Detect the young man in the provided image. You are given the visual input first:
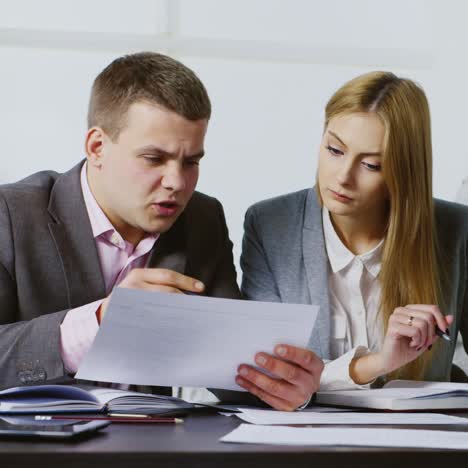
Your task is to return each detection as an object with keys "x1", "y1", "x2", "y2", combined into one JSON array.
[{"x1": 0, "y1": 53, "x2": 322, "y2": 411}]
